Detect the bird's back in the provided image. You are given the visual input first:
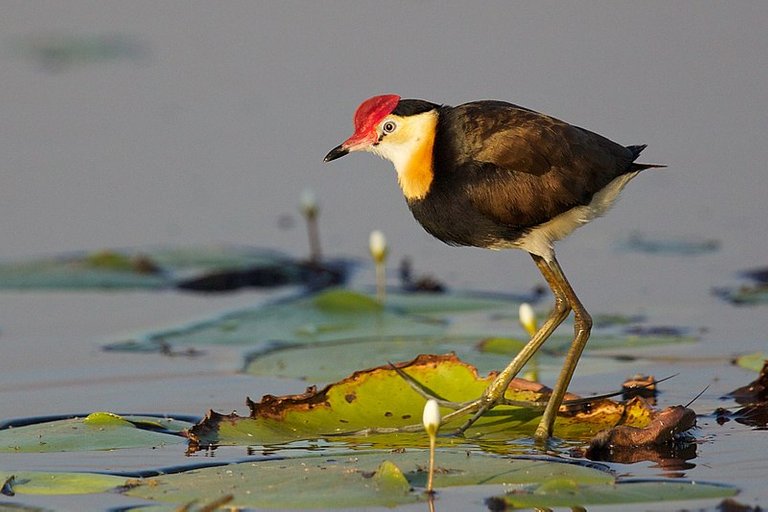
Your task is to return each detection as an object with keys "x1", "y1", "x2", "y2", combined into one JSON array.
[{"x1": 407, "y1": 100, "x2": 653, "y2": 251}]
